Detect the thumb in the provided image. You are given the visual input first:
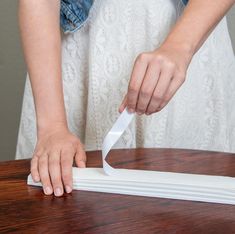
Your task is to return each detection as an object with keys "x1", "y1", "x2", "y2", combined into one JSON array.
[
  {"x1": 118, "y1": 95, "x2": 127, "y2": 113},
  {"x1": 75, "y1": 145, "x2": 86, "y2": 168}
]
